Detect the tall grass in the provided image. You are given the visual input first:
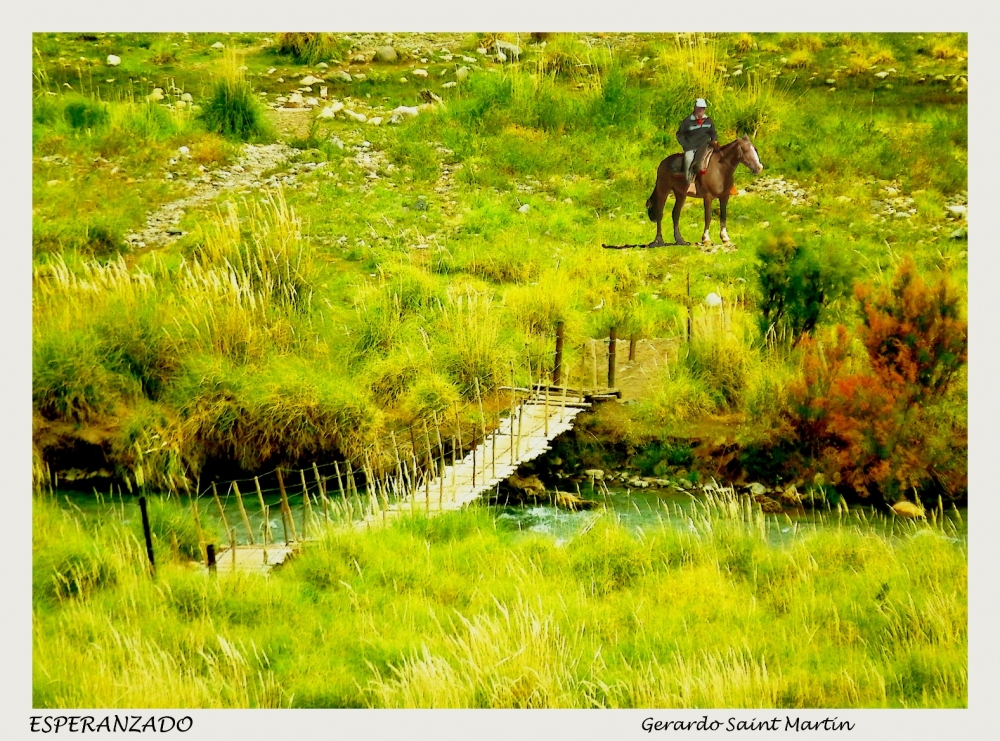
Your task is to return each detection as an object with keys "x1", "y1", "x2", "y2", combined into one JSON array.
[
  {"x1": 33, "y1": 493, "x2": 966, "y2": 709},
  {"x1": 200, "y1": 52, "x2": 272, "y2": 142}
]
